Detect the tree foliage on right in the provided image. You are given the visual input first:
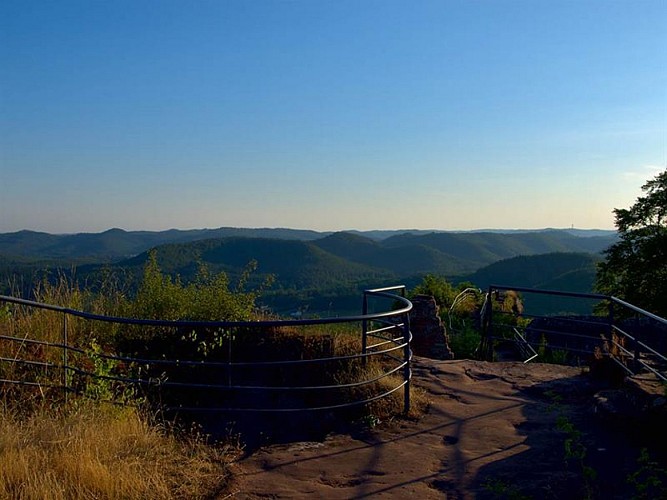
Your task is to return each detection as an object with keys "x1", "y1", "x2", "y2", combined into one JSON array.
[{"x1": 596, "y1": 168, "x2": 667, "y2": 317}]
